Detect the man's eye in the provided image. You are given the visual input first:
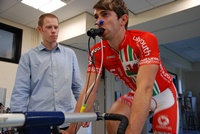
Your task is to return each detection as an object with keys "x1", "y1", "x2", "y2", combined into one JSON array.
[
  {"x1": 102, "y1": 13, "x2": 109, "y2": 17},
  {"x1": 94, "y1": 16, "x2": 98, "y2": 20}
]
